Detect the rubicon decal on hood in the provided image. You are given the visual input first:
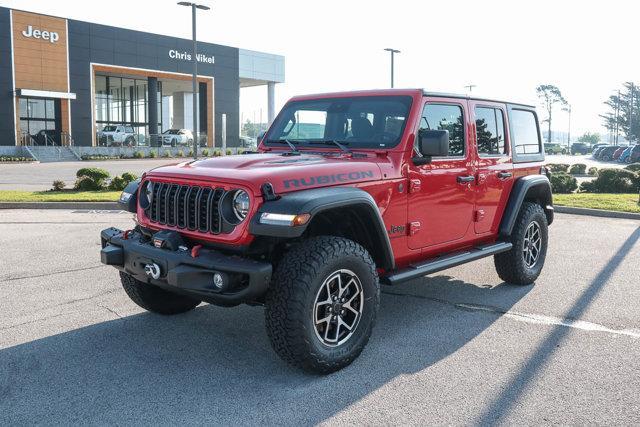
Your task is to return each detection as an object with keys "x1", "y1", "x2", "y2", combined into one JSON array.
[{"x1": 284, "y1": 171, "x2": 375, "y2": 189}]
